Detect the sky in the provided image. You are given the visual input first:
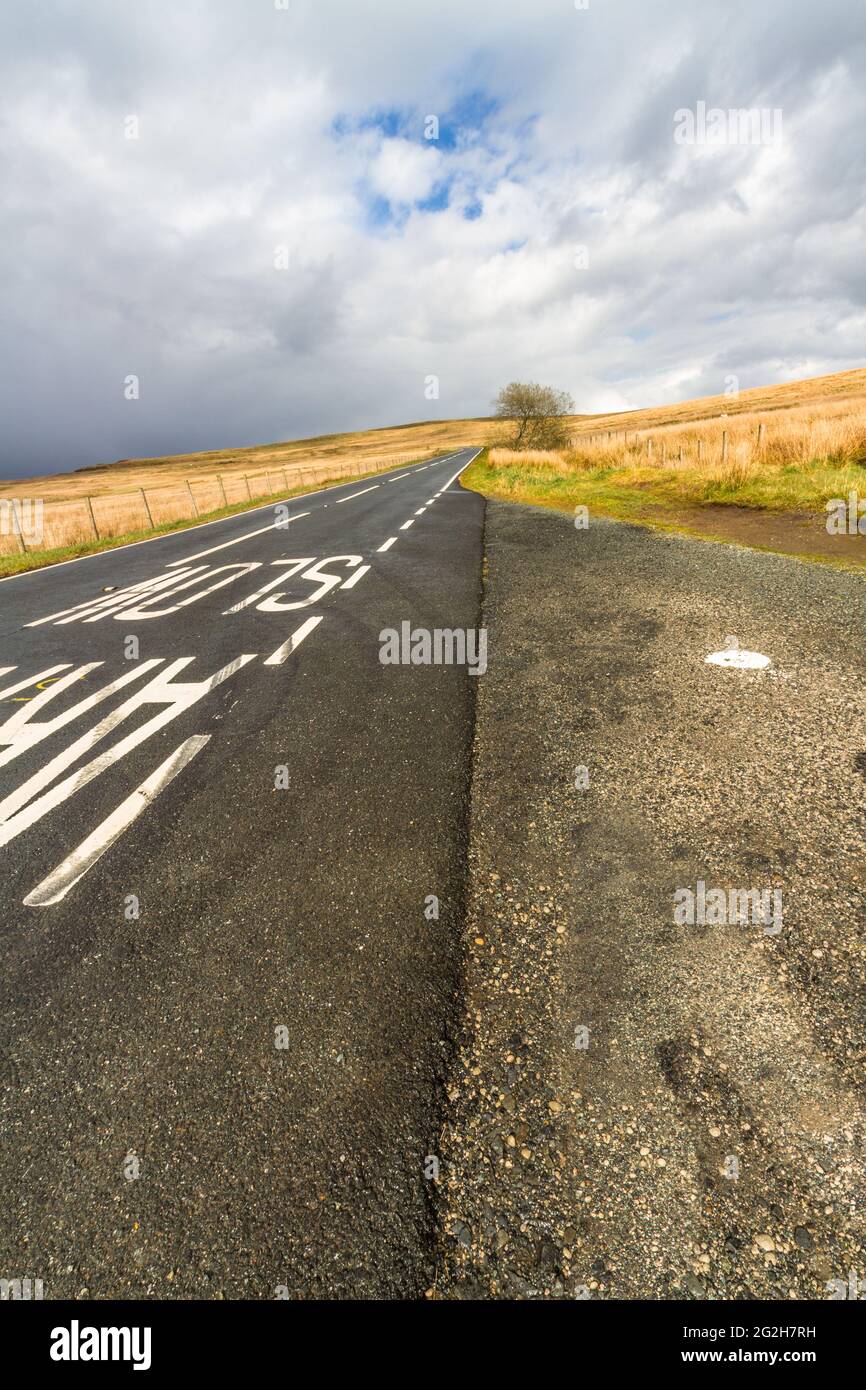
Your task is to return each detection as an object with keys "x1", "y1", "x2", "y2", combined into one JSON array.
[{"x1": 1, "y1": 0, "x2": 864, "y2": 478}]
